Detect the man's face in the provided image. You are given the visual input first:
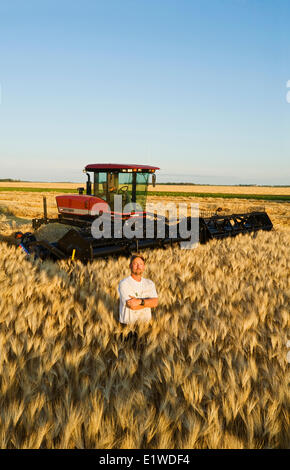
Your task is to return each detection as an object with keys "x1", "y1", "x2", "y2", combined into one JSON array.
[{"x1": 130, "y1": 257, "x2": 145, "y2": 276}]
